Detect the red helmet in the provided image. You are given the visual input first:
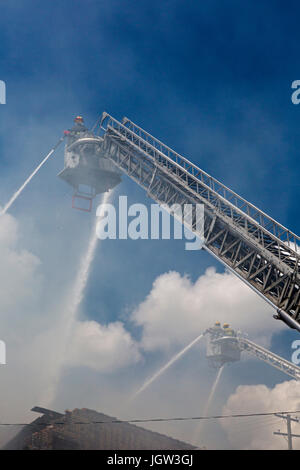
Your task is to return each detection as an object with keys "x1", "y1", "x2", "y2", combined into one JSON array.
[{"x1": 74, "y1": 115, "x2": 84, "y2": 123}]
